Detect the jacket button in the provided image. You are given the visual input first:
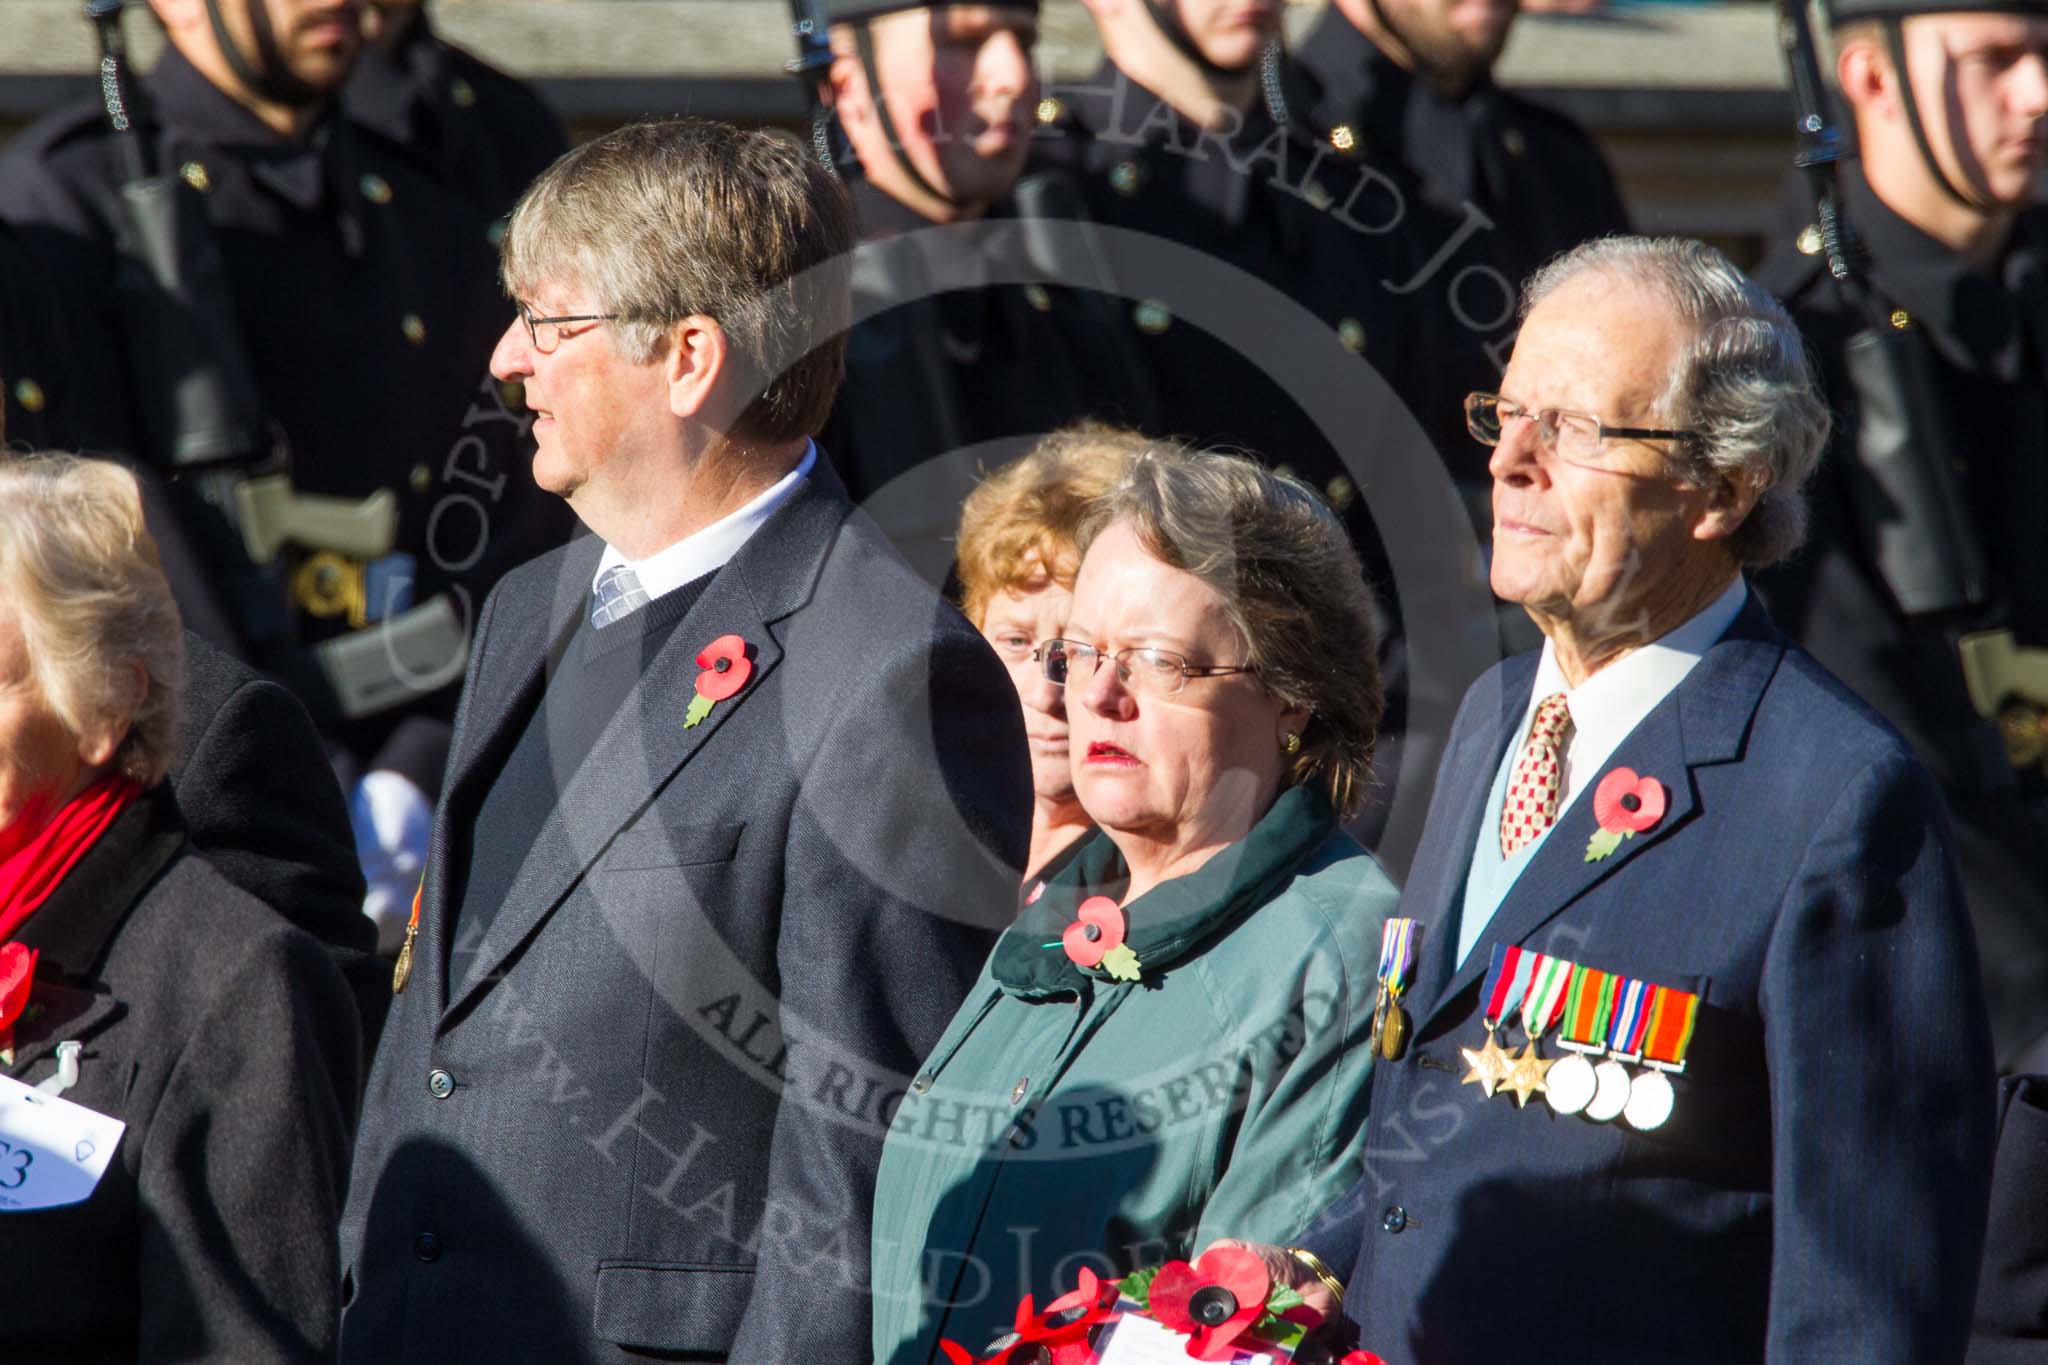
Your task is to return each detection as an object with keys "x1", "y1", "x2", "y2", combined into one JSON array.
[
  {"x1": 912, "y1": 1072, "x2": 934, "y2": 1095},
  {"x1": 414, "y1": 1232, "x2": 442, "y2": 1262},
  {"x1": 1382, "y1": 1205, "x2": 1408, "y2": 1234},
  {"x1": 427, "y1": 1069, "x2": 455, "y2": 1099},
  {"x1": 1010, "y1": 1076, "x2": 1029, "y2": 1106}
]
